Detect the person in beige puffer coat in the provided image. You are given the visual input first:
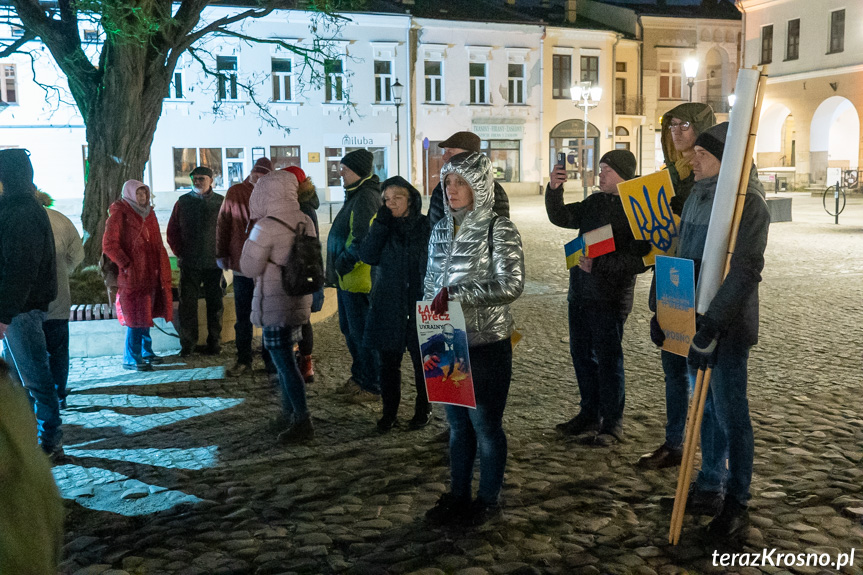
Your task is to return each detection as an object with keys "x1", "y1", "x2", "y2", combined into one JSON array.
[{"x1": 240, "y1": 170, "x2": 316, "y2": 444}]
